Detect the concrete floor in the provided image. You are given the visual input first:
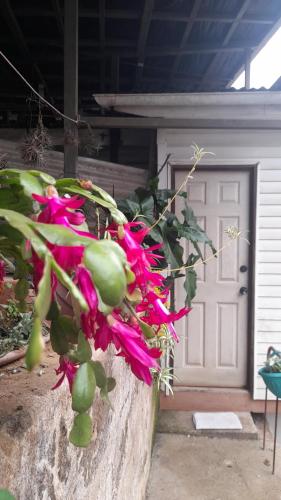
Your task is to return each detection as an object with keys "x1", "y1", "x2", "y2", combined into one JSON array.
[{"x1": 146, "y1": 430, "x2": 281, "y2": 500}]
